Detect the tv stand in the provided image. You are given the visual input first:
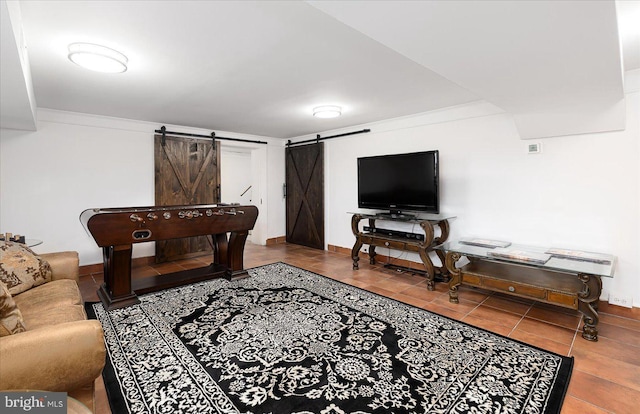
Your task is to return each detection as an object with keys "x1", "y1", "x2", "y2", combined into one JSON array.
[{"x1": 350, "y1": 213, "x2": 454, "y2": 290}]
